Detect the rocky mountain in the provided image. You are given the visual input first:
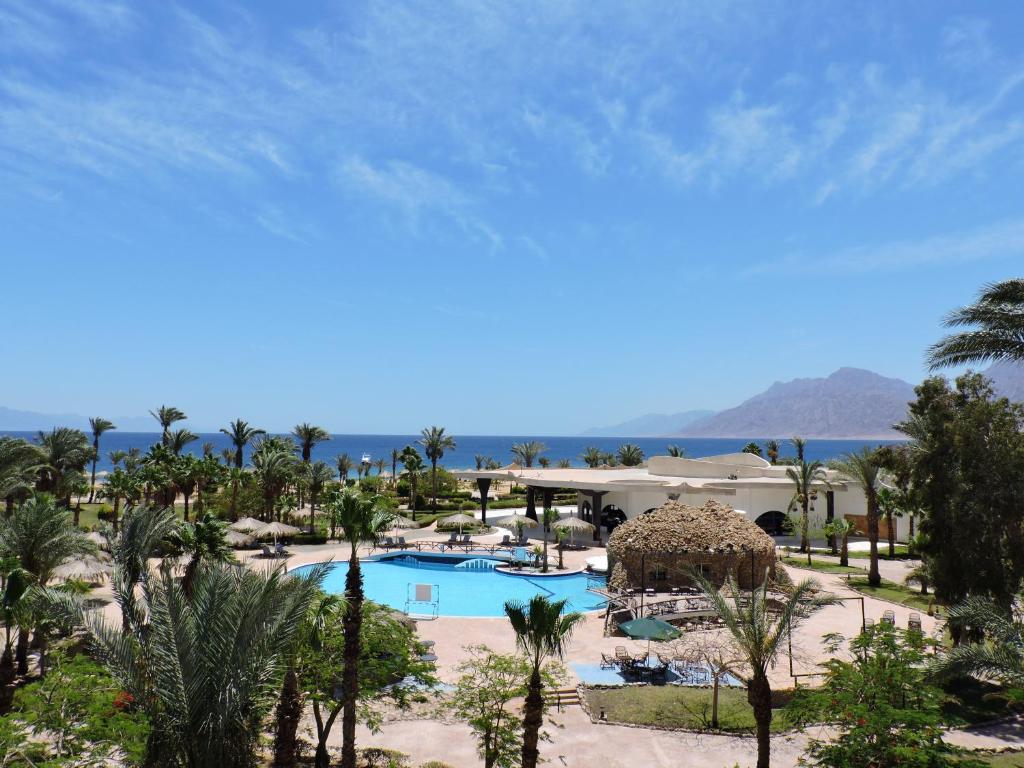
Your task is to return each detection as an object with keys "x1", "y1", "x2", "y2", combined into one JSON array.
[
  {"x1": 0, "y1": 407, "x2": 179, "y2": 433},
  {"x1": 581, "y1": 410, "x2": 715, "y2": 437},
  {"x1": 677, "y1": 368, "x2": 917, "y2": 439},
  {"x1": 984, "y1": 361, "x2": 1024, "y2": 402}
]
